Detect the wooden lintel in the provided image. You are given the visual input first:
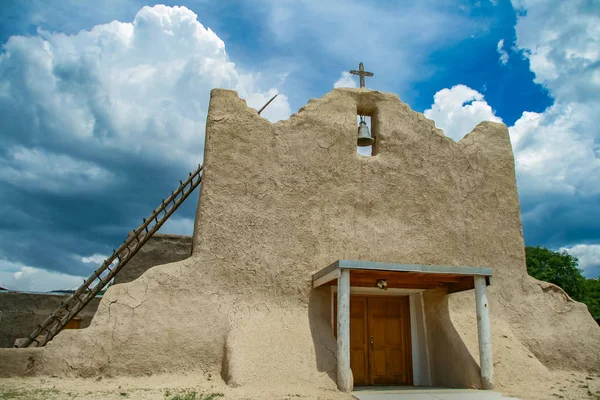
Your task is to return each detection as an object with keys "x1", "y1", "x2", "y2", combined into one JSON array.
[{"x1": 446, "y1": 277, "x2": 475, "y2": 294}]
